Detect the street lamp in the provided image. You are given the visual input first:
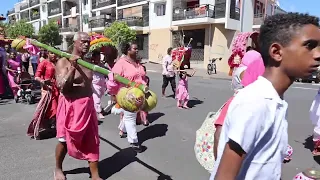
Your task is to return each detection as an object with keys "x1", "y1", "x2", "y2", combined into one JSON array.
[{"x1": 240, "y1": 0, "x2": 245, "y2": 32}]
